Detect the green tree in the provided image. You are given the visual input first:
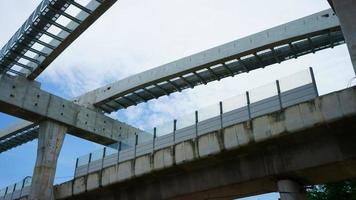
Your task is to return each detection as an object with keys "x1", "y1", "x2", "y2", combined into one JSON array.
[{"x1": 307, "y1": 181, "x2": 356, "y2": 200}]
